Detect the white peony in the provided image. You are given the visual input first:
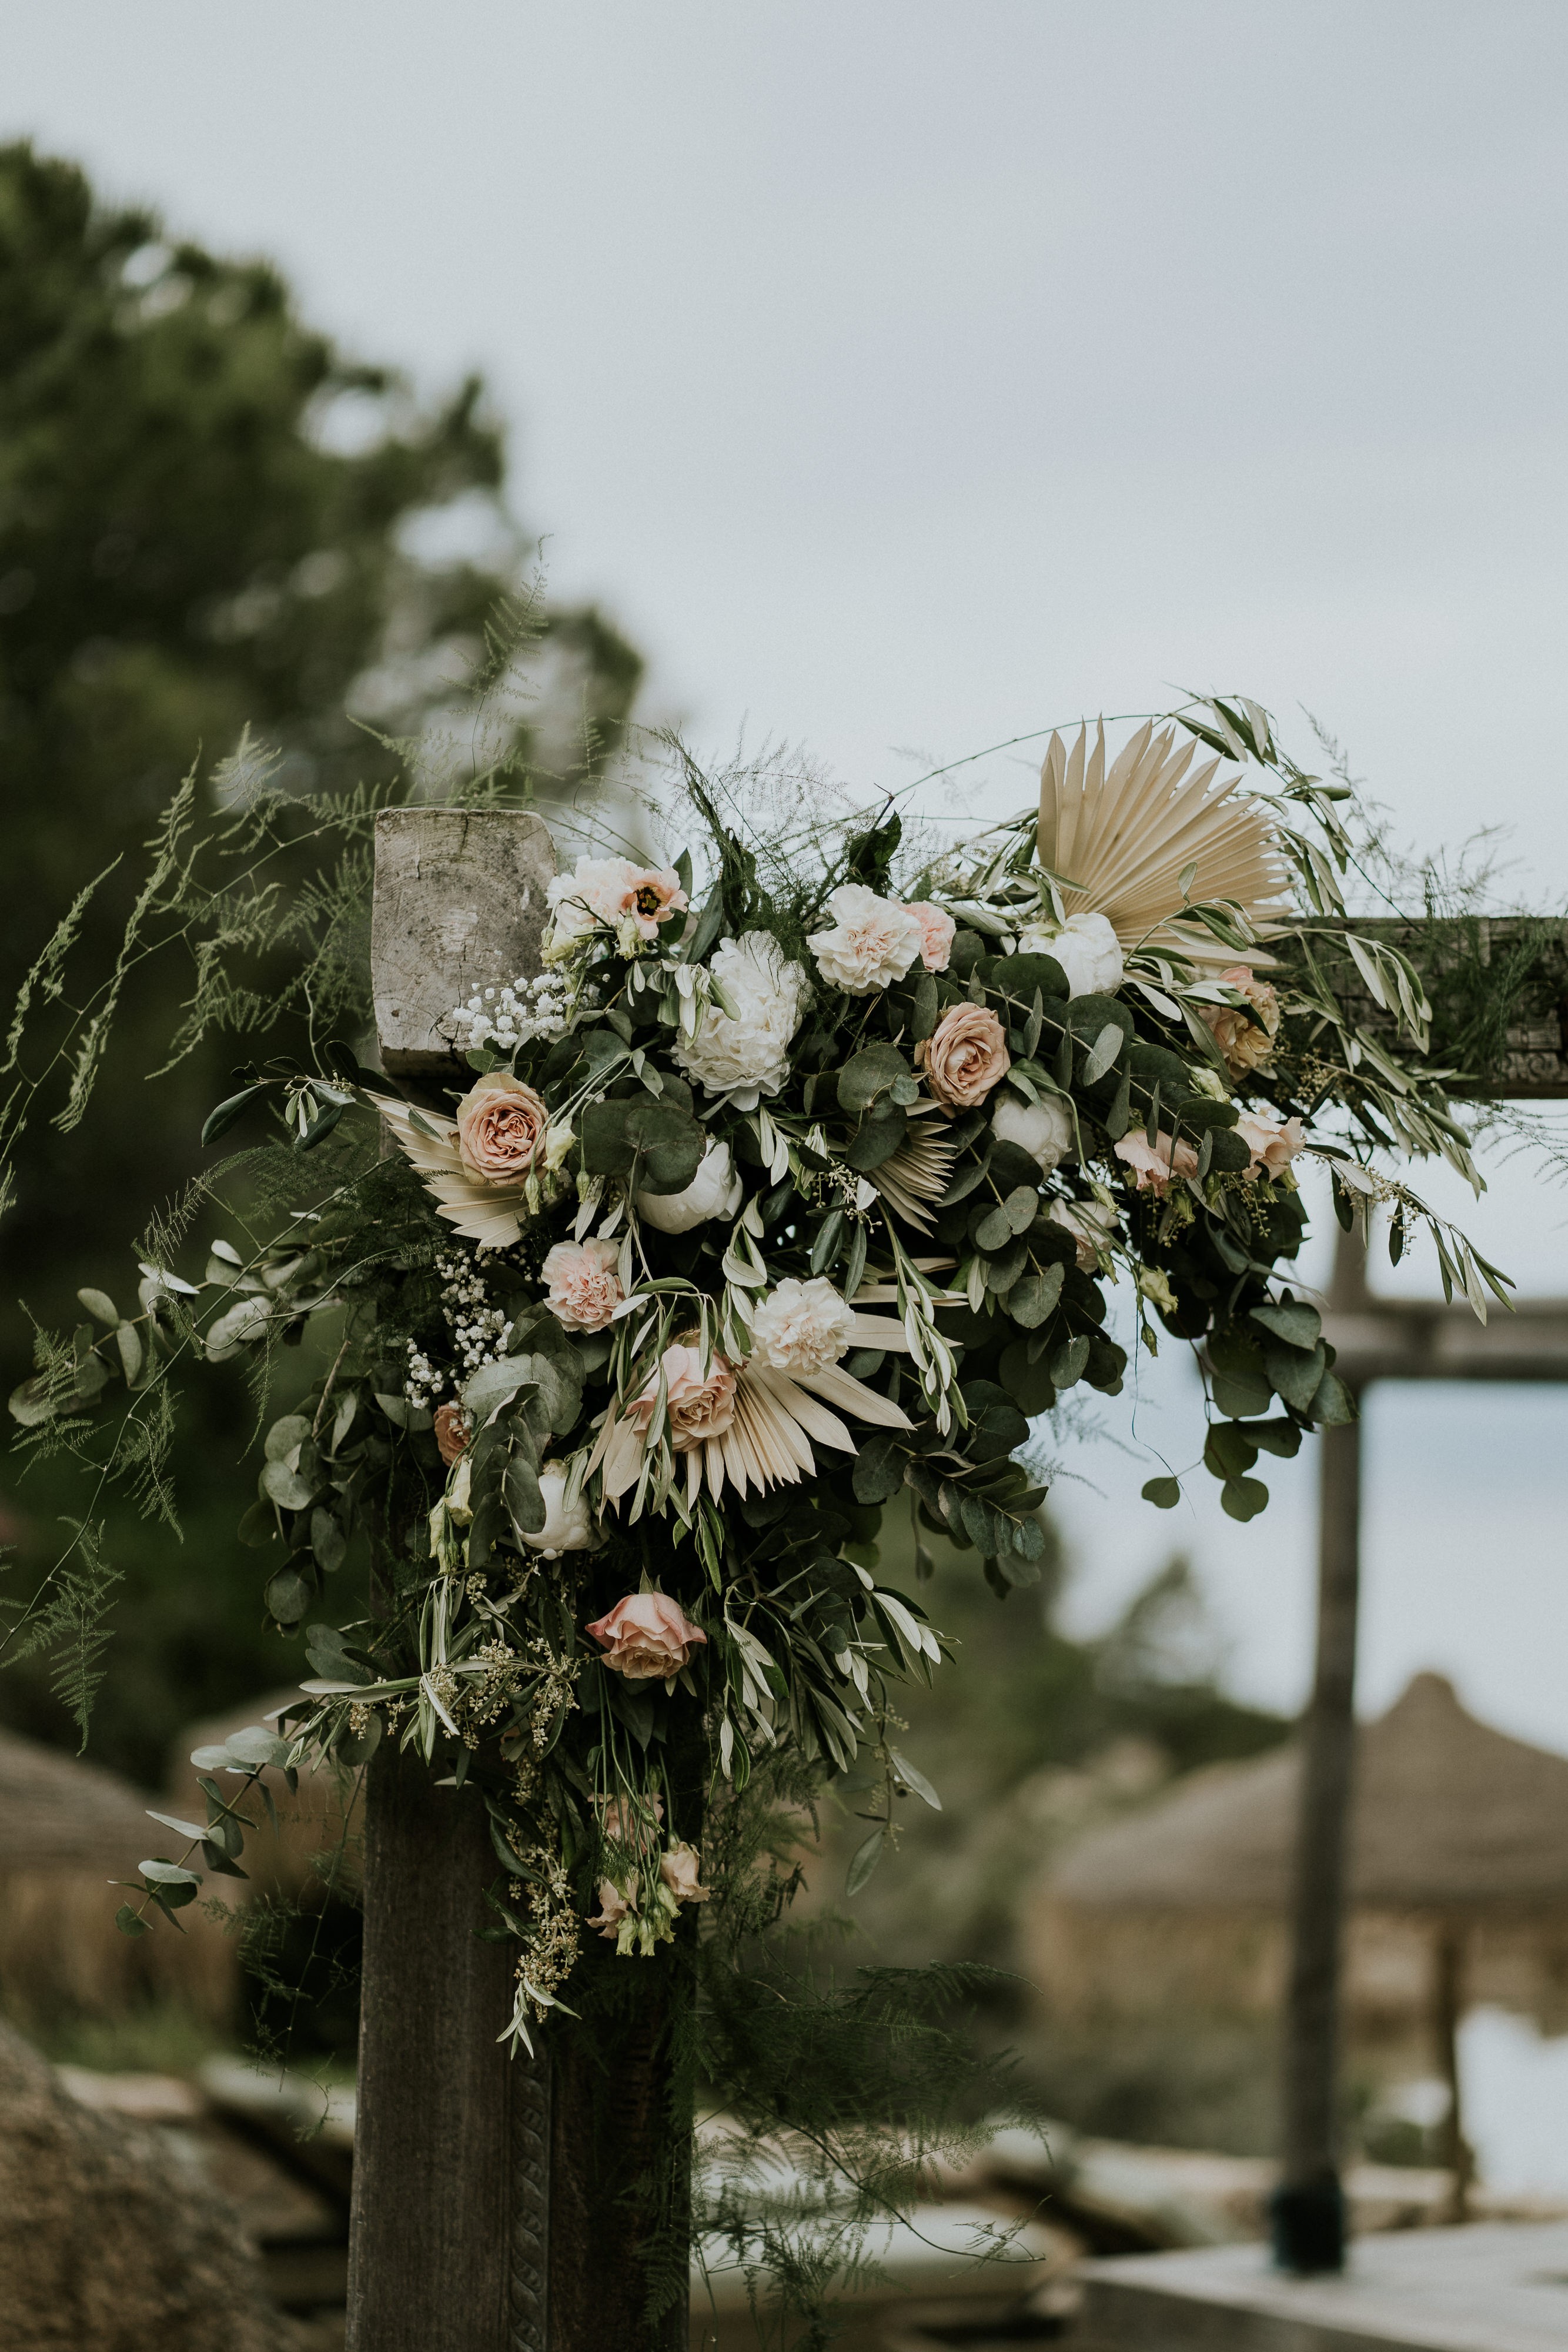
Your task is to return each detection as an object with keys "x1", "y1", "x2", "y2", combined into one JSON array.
[
  {"x1": 991, "y1": 1093, "x2": 1075, "y2": 1176},
  {"x1": 807, "y1": 884, "x2": 924, "y2": 995},
  {"x1": 636, "y1": 1139, "x2": 745, "y2": 1233},
  {"x1": 524, "y1": 1467, "x2": 597, "y2": 1558},
  {"x1": 673, "y1": 933, "x2": 808, "y2": 1104},
  {"x1": 748, "y1": 1277, "x2": 855, "y2": 1374},
  {"x1": 1017, "y1": 910, "x2": 1125, "y2": 998}
]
